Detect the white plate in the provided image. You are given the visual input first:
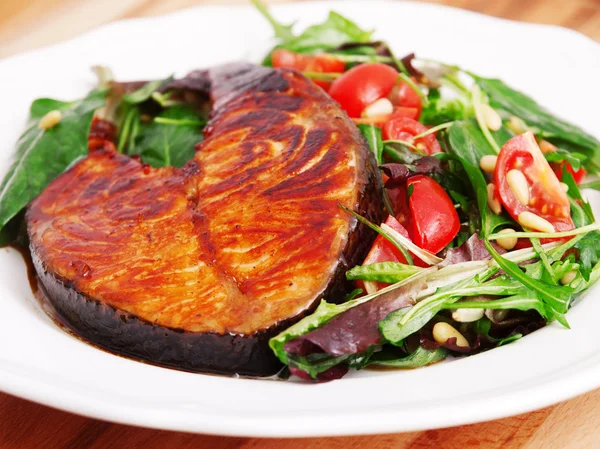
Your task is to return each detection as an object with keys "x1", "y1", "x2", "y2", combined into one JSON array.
[{"x1": 1, "y1": 0, "x2": 599, "y2": 438}]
